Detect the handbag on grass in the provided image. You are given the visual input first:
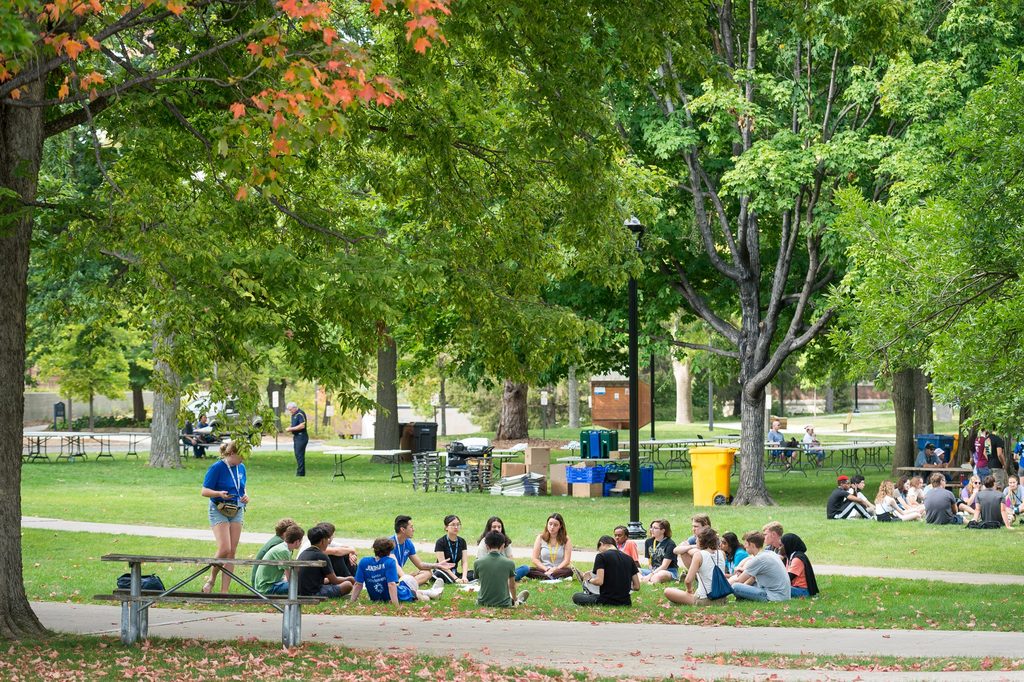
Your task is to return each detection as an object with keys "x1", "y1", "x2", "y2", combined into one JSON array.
[{"x1": 117, "y1": 574, "x2": 165, "y2": 591}]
